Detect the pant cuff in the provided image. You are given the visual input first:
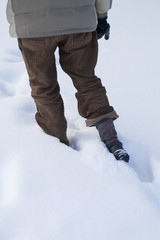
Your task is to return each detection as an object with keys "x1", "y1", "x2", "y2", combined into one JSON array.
[{"x1": 85, "y1": 111, "x2": 119, "y2": 127}]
